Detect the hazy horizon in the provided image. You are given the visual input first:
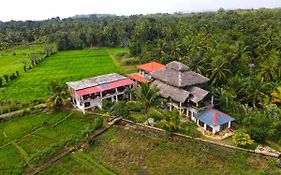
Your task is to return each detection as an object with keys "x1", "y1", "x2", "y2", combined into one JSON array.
[{"x1": 0, "y1": 0, "x2": 281, "y2": 22}]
